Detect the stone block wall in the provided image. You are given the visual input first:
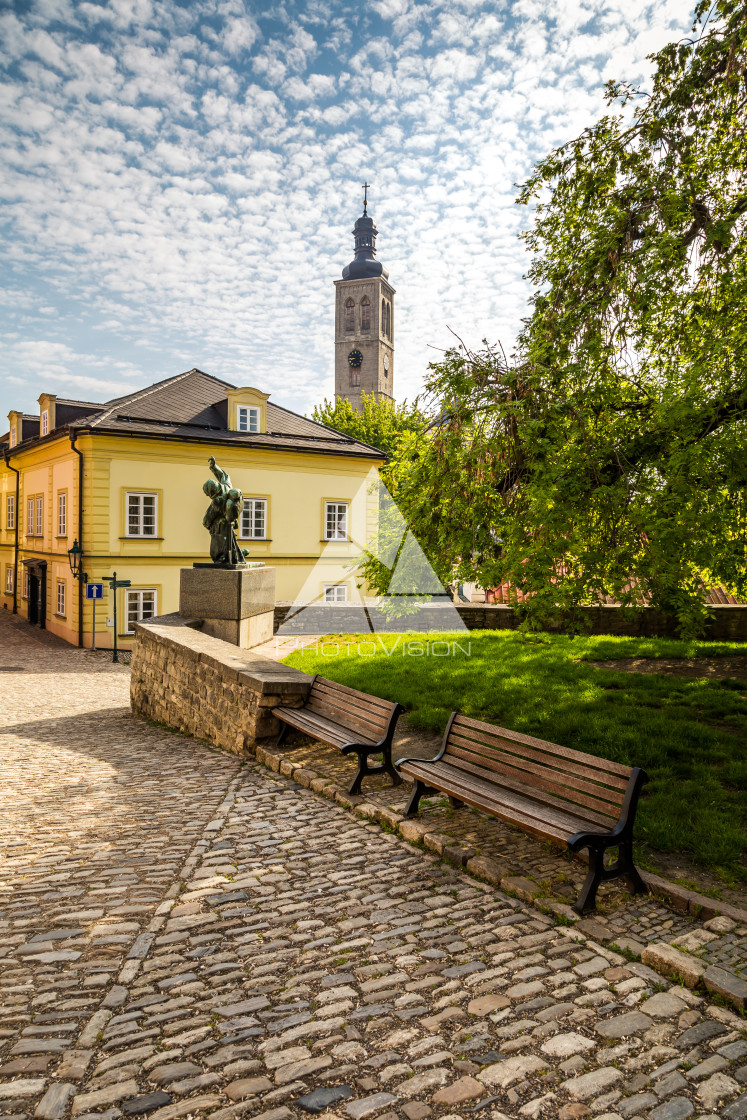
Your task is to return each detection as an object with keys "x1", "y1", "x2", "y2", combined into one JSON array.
[
  {"x1": 130, "y1": 613, "x2": 311, "y2": 753},
  {"x1": 273, "y1": 601, "x2": 747, "y2": 641}
]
